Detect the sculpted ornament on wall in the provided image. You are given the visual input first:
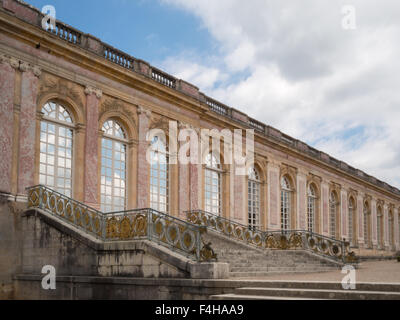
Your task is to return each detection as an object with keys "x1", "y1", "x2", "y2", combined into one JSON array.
[
  {"x1": 37, "y1": 73, "x2": 84, "y2": 110},
  {"x1": 100, "y1": 96, "x2": 137, "y2": 125}
]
